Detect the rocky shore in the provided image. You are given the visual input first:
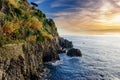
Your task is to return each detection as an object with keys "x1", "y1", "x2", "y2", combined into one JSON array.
[
  {"x1": 0, "y1": 37, "x2": 74, "y2": 80},
  {"x1": 0, "y1": 0, "x2": 81, "y2": 80}
]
